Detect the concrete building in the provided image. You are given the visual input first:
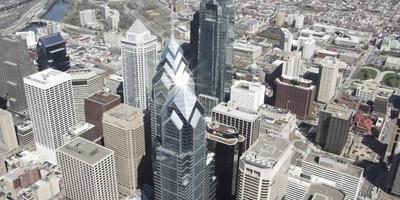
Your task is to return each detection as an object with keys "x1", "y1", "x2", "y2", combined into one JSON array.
[
  {"x1": 36, "y1": 33, "x2": 70, "y2": 72},
  {"x1": 282, "y1": 51, "x2": 302, "y2": 77},
  {"x1": 280, "y1": 28, "x2": 293, "y2": 52},
  {"x1": 57, "y1": 138, "x2": 119, "y2": 200},
  {"x1": 385, "y1": 57, "x2": 400, "y2": 70},
  {"x1": 230, "y1": 80, "x2": 265, "y2": 112},
  {"x1": 236, "y1": 135, "x2": 293, "y2": 200},
  {"x1": 15, "y1": 31, "x2": 36, "y2": 49},
  {"x1": 103, "y1": 104, "x2": 145, "y2": 196},
  {"x1": 295, "y1": 14, "x2": 304, "y2": 29},
  {"x1": 121, "y1": 19, "x2": 158, "y2": 110},
  {"x1": 108, "y1": 9, "x2": 120, "y2": 31},
  {"x1": 233, "y1": 42, "x2": 263, "y2": 60},
  {"x1": 276, "y1": 12, "x2": 286, "y2": 27},
  {"x1": 68, "y1": 69, "x2": 103, "y2": 123},
  {"x1": 64, "y1": 122, "x2": 99, "y2": 144},
  {"x1": 355, "y1": 81, "x2": 378, "y2": 102},
  {"x1": 275, "y1": 75, "x2": 315, "y2": 119},
  {"x1": 0, "y1": 34, "x2": 36, "y2": 111},
  {"x1": 36, "y1": 22, "x2": 62, "y2": 38},
  {"x1": 316, "y1": 104, "x2": 353, "y2": 154},
  {"x1": 198, "y1": 94, "x2": 219, "y2": 117},
  {"x1": 0, "y1": 109, "x2": 19, "y2": 153},
  {"x1": 302, "y1": 38, "x2": 315, "y2": 60},
  {"x1": 212, "y1": 102, "x2": 261, "y2": 150},
  {"x1": 302, "y1": 153, "x2": 364, "y2": 200},
  {"x1": 84, "y1": 91, "x2": 121, "y2": 143},
  {"x1": 318, "y1": 57, "x2": 341, "y2": 103},
  {"x1": 79, "y1": 9, "x2": 96, "y2": 27},
  {"x1": 24, "y1": 69, "x2": 76, "y2": 164},
  {"x1": 258, "y1": 105, "x2": 297, "y2": 139}
]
